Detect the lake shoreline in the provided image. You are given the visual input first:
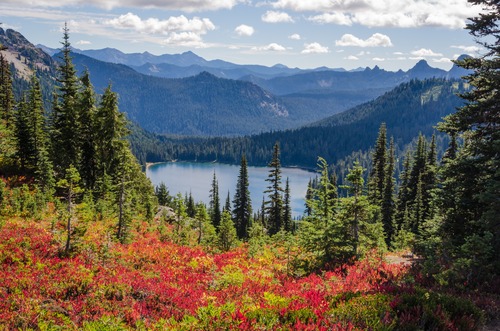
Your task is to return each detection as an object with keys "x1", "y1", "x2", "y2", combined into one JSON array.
[
  {"x1": 146, "y1": 160, "x2": 317, "y2": 174},
  {"x1": 146, "y1": 161, "x2": 314, "y2": 218}
]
